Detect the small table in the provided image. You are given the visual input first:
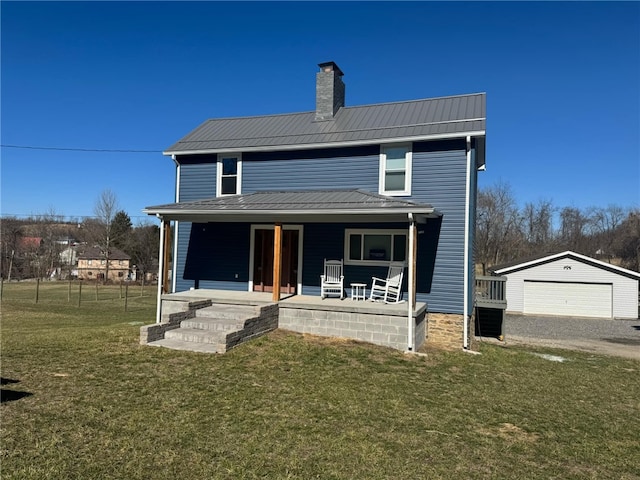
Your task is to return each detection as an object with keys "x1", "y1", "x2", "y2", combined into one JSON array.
[{"x1": 350, "y1": 283, "x2": 367, "y2": 301}]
